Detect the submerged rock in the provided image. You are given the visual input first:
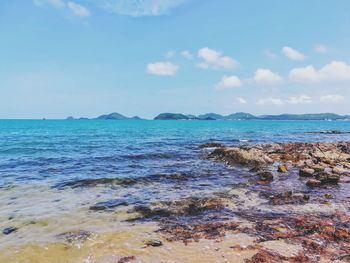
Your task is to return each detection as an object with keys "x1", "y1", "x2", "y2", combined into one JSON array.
[
  {"x1": 129, "y1": 197, "x2": 225, "y2": 221},
  {"x1": 89, "y1": 199, "x2": 128, "y2": 211},
  {"x1": 54, "y1": 177, "x2": 136, "y2": 189},
  {"x1": 56, "y1": 230, "x2": 93, "y2": 244},
  {"x1": 257, "y1": 171, "x2": 274, "y2": 181},
  {"x1": 2, "y1": 227, "x2": 18, "y2": 235}
]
